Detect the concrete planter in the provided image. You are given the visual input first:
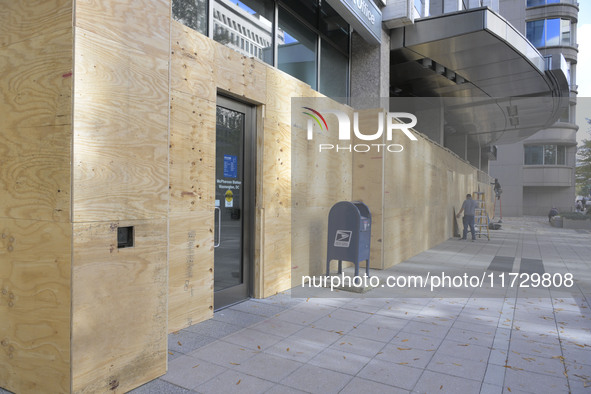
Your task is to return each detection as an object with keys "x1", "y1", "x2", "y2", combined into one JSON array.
[
  {"x1": 563, "y1": 218, "x2": 591, "y2": 229},
  {"x1": 550, "y1": 217, "x2": 563, "y2": 228}
]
